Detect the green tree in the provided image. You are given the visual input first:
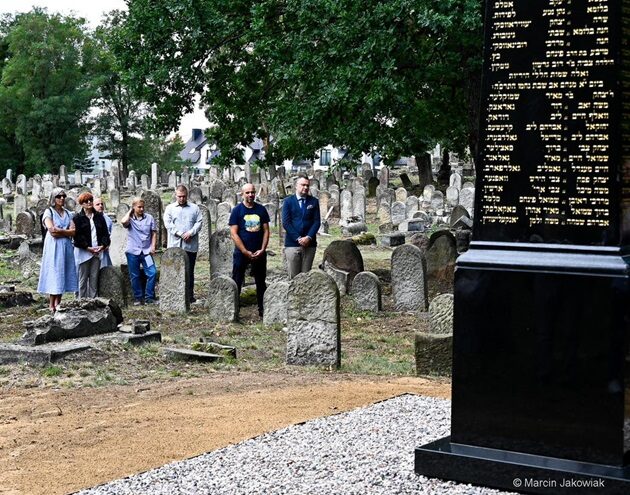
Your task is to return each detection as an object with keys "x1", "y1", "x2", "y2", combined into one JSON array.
[
  {"x1": 117, "y1": 0, "x2": 482, "y2": 185},
  {"x1": 0, "y1": 9, "x2": 98, "y2": 176},
  {"x1": 91, "y1": 10, "x2": 150, "y2": 180}
]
